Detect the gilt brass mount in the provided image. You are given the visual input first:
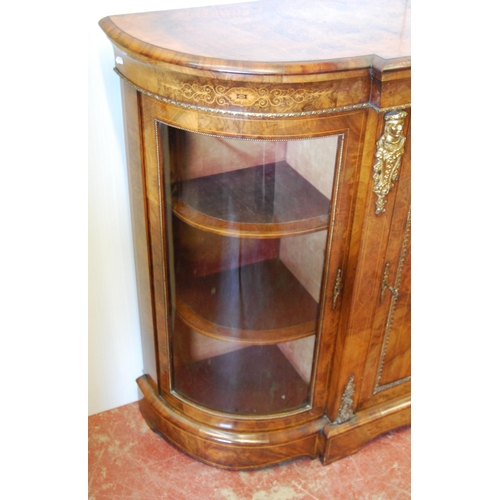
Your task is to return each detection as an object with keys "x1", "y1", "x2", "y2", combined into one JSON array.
[
  {"x1": 372, "y1": 110, "x2": 408, "y2": 215},
  {"x1": 332, "y1": 268, "x2": 343, "y2": 310},
  {"x1": 335, "y1": 375, "x2": 356, "y2": 424},
  {"x1": 380, "y1": 262, "x2": 399, "y2": 301}
]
